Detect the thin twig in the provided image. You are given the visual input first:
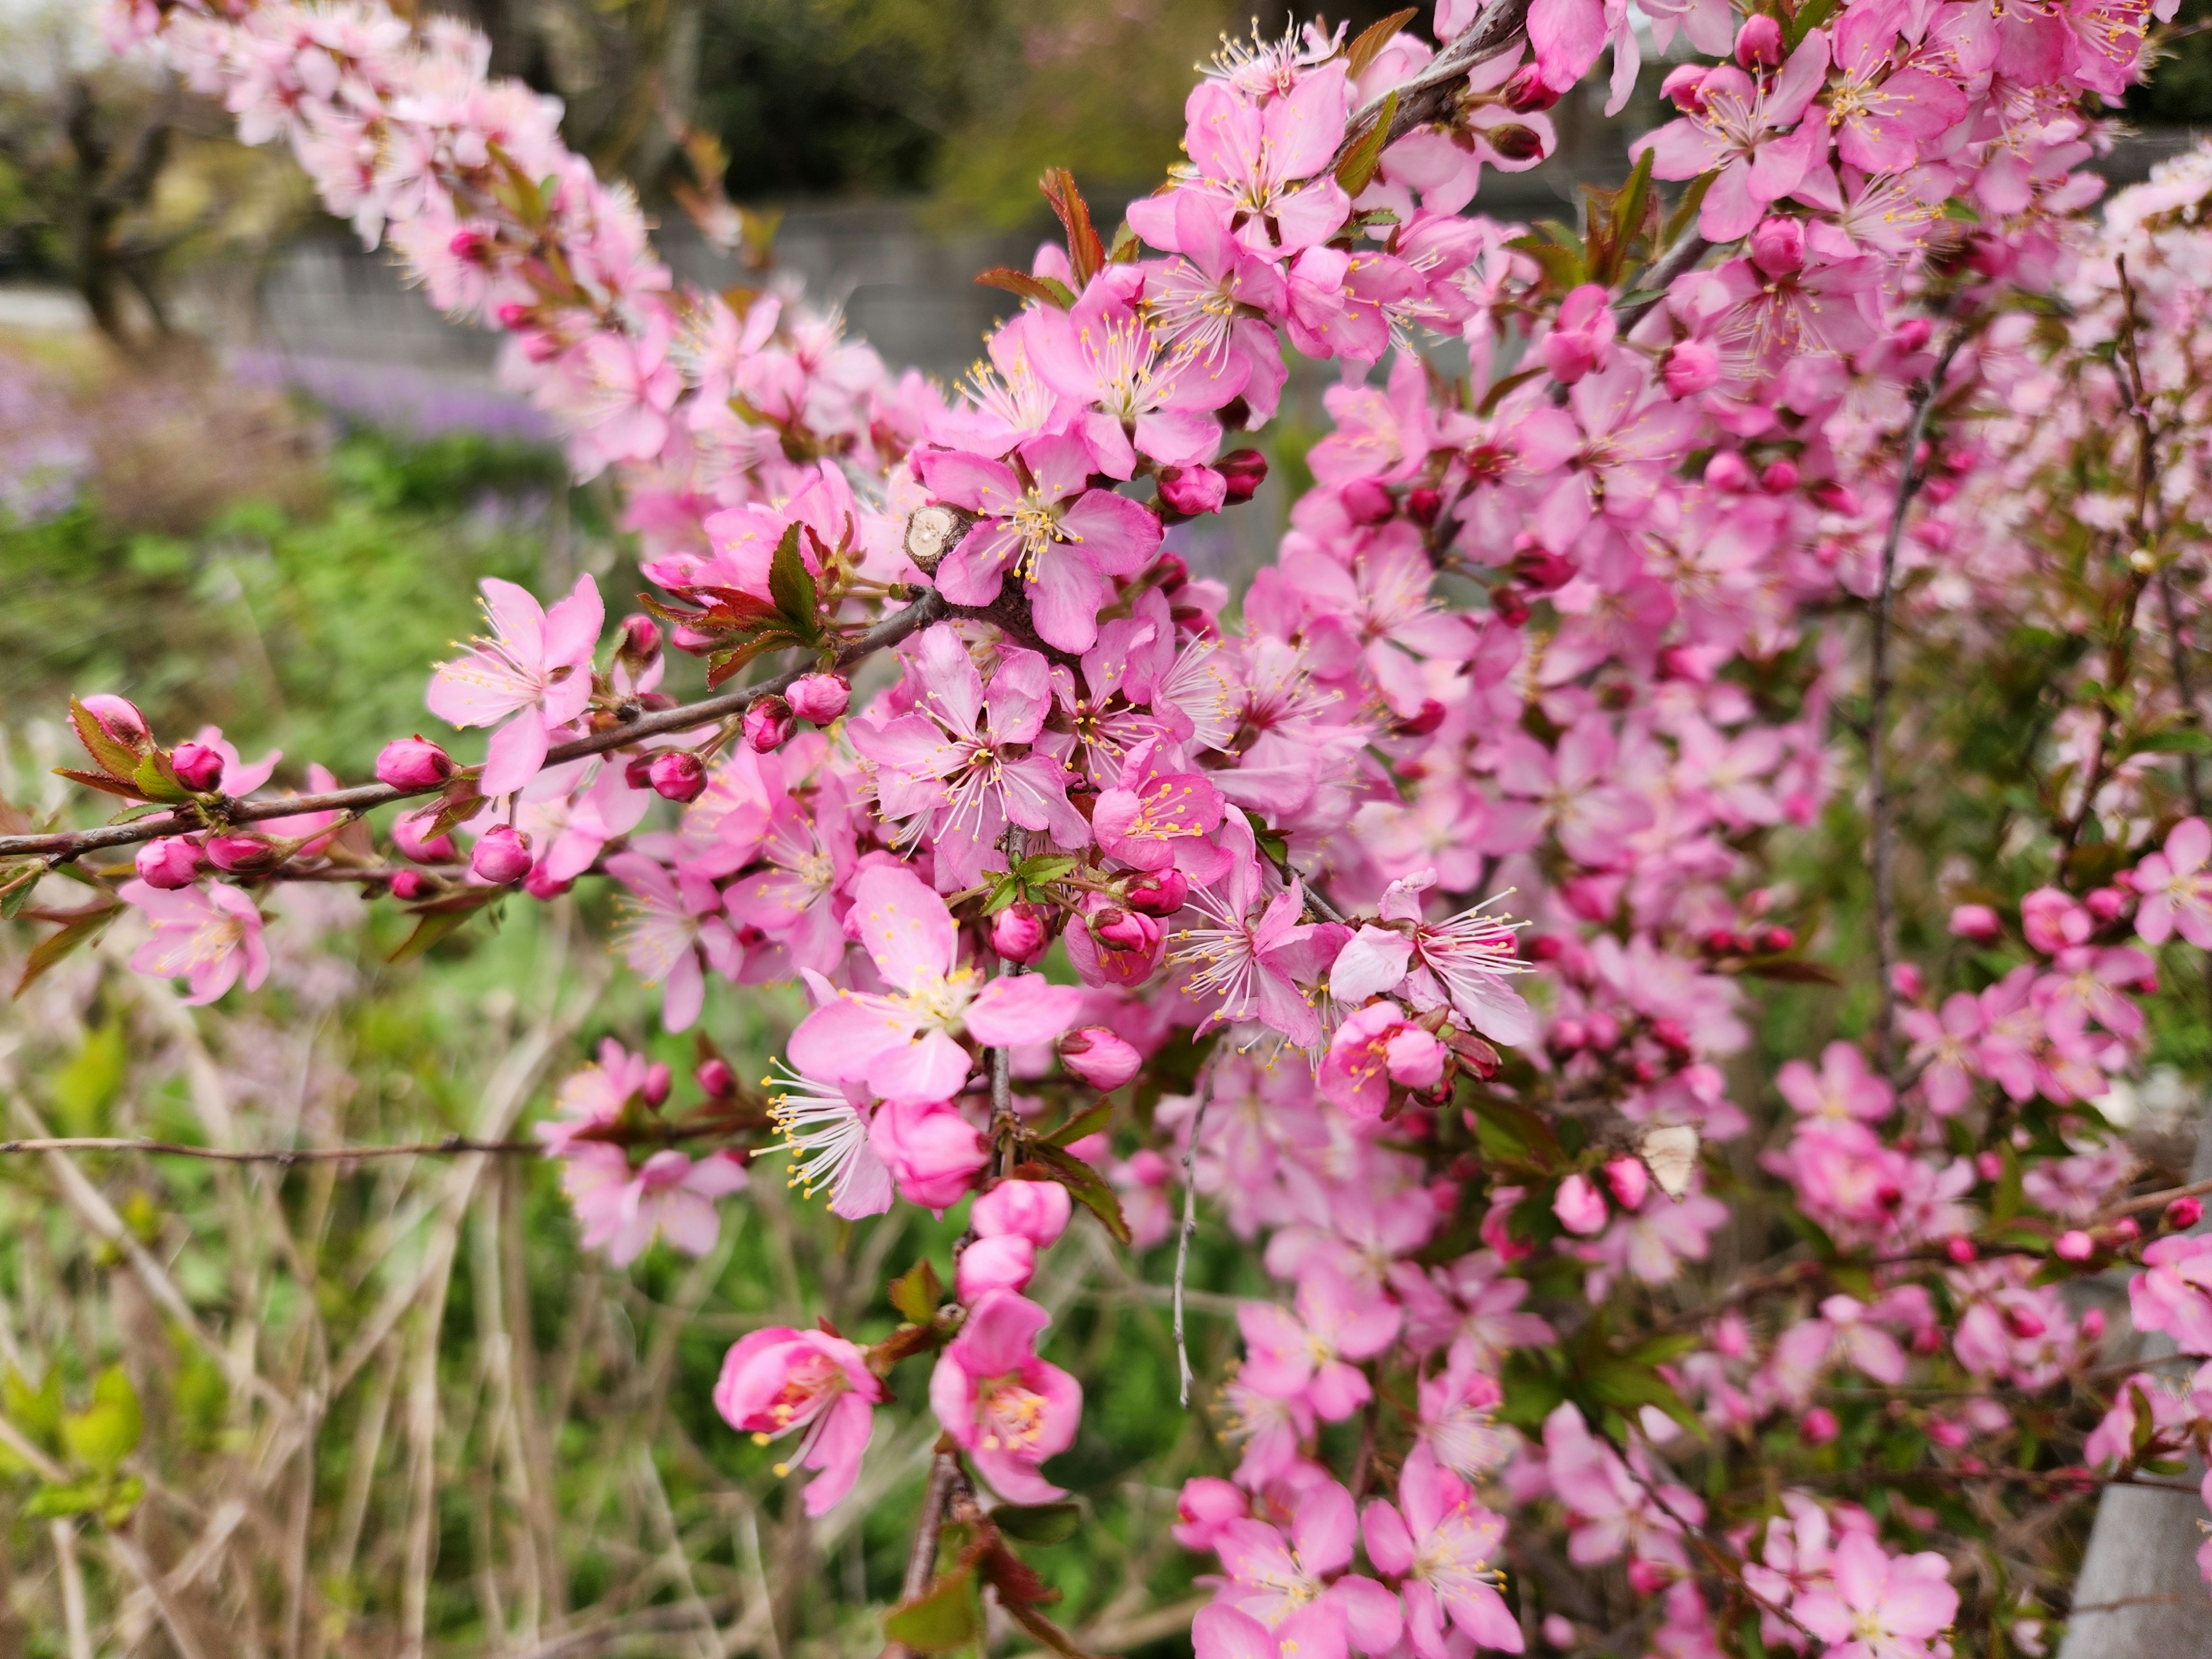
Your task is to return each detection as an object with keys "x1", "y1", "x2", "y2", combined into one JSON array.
[
  {"x1": 882, "y1": 1441, "x2": 963, "y2": 1659},
  {"x1": 1173, "y1": 1073, "x2": 1215, "y2": 1408},
  {"x1": 0, "y1": 1135, "x2": 542, "y2": 1162},
  {"x1": 0, "y1": 589, "x2": 946, "y2": 863}
]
